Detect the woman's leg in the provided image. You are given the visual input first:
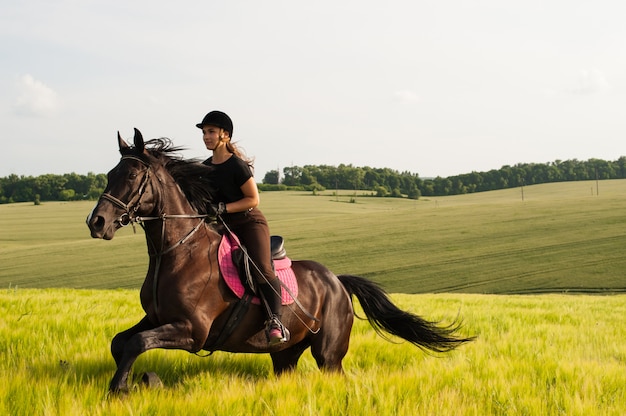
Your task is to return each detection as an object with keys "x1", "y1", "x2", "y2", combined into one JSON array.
[{"x1": 231, "y1": 212, "x2": 290, "y2": 344}]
